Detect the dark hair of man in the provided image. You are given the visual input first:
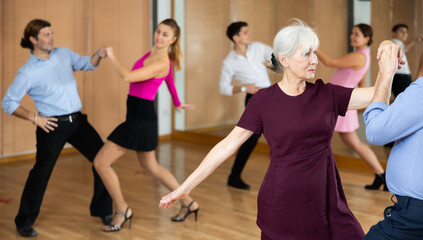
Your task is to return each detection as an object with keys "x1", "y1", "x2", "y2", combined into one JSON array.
[
  {"x1": 392, "y1": 24, "x2": 408, "y2": 33},
  {"x1": 20, "y1": 19, "x2": 51, "y2": 50},
  {"x1": 226, "y1": 21, "x2": 248, "y2": 42}
]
